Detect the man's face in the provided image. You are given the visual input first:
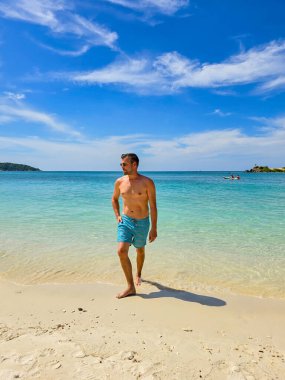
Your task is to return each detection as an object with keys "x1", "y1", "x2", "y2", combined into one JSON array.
[{"x1": 120, "y1": 157, "x2": 134, "y2": 175}]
